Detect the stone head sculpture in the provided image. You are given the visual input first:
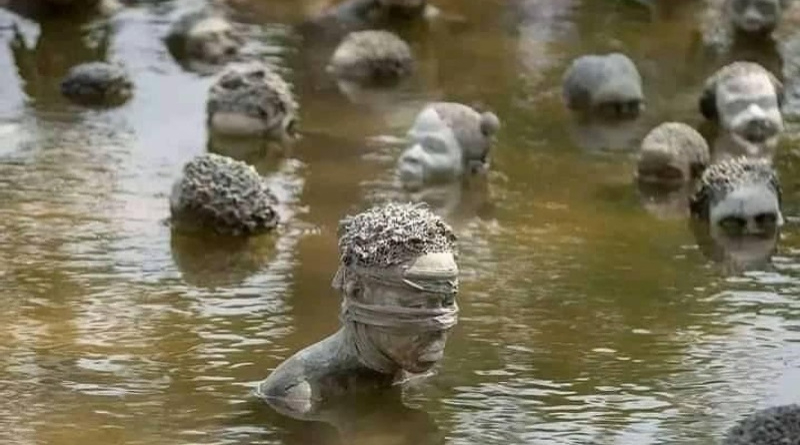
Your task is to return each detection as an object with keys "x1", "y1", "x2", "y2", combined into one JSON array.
[
  {"x1": 206, "y1": 62, "x2": 299, "y2": 141},
  {"x1": 397, "y1": 103, "x2": 500, "y2": 191},
  {"x1": 690, "y1": 156, "x2": 782, "y2": 238},
  {"x1": 636, "y1": 122, "x2": 710, "y2": 187},
  {"x1": 333, "y1": 202, "x2": 459, "y2": 374},
  {"x1": 165, "y1": 10, "x2": 242, "y2": 66},
  {"x1": 723, "y1": 404, "x2": 800, "y2": 444},
  {"x1": 169, "y1": 153, "x2": 279, "y2": 236},
  {"x1": 725, "y1": 0, "x2": 791, "y2": 35},
  {"x1": 257, "y1": 203, "x2": 459, "y2": 417},
  {"x1": 699, "y1": 62, "x2": 784, "y2": 155},
  {"x1": 562, "y1": 52, "x2": 645, "y2": 120},
  {"x1": 60, "y1": 62, "x2": 133, "y2": 107},
  {"x1": 327, "y1": 30, "x2": 415, "y2": 86}
]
